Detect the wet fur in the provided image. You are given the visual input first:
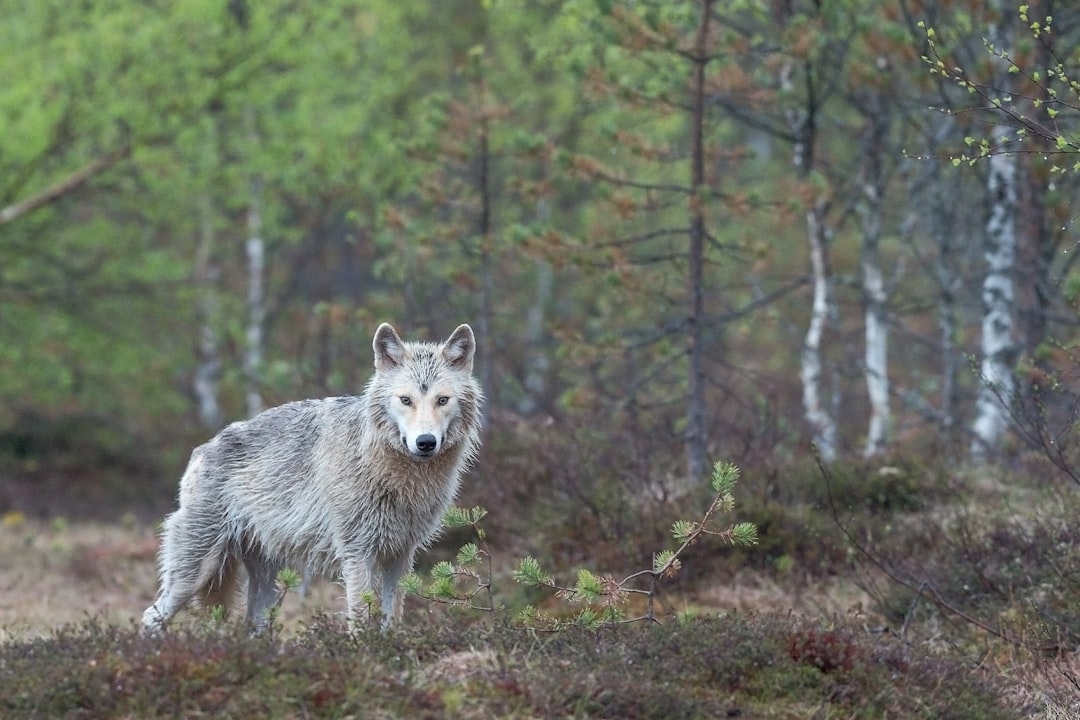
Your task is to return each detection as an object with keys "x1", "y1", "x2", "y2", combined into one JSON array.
[{"x1": 142, "y1": 323, "x2": 482, "y2": 633}]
